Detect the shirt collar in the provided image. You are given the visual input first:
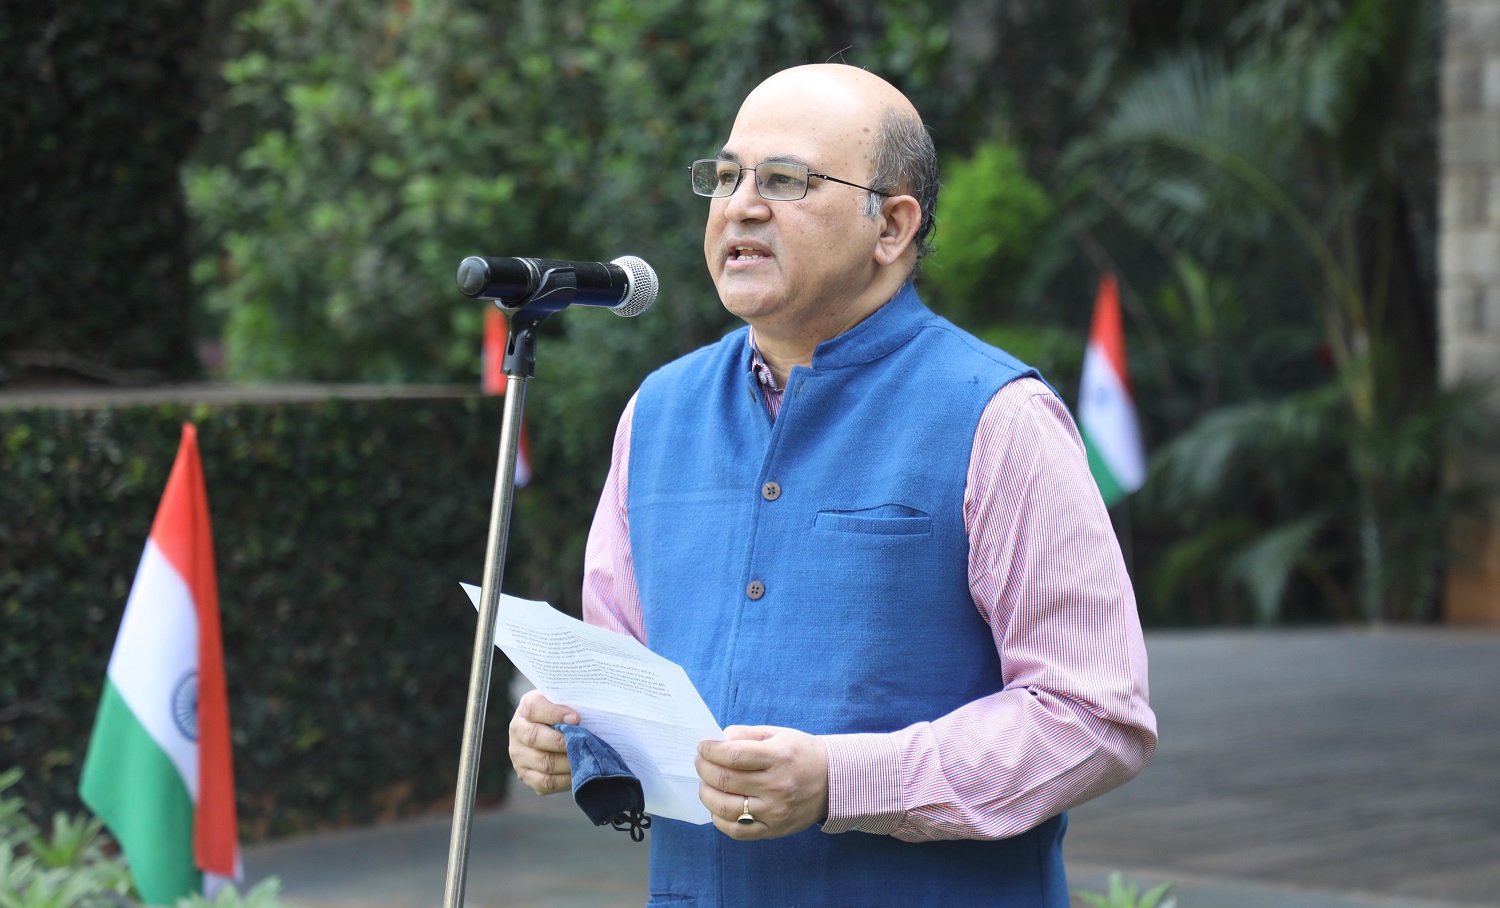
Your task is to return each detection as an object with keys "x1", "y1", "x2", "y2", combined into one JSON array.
[{"x1": 745, "y1": 327, "x2": 782, "y2": 392}]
